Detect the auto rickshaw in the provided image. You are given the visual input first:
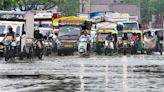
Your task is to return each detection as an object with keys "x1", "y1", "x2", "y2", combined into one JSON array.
[
  {"x1": 96, "y1": 28, "x2": 118, "y2": 55},
  {"x1": 118, "y1": 30, "x2": 144, "y2": 54}
]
